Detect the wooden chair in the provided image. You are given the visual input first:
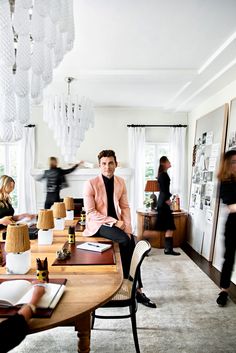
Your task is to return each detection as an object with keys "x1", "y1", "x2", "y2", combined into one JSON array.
[{"x1": 91, "y1": 240, "x2": 151, "y2": 353}]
